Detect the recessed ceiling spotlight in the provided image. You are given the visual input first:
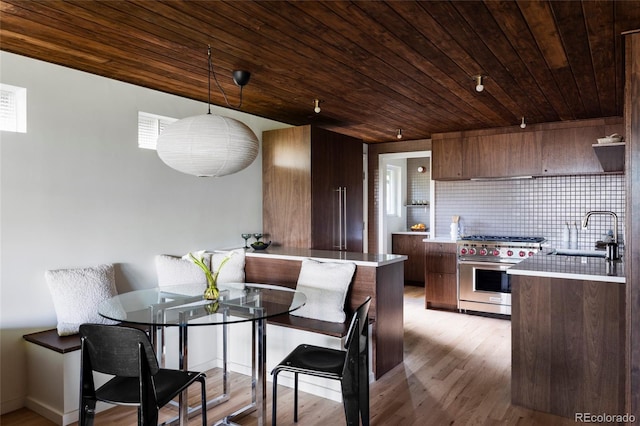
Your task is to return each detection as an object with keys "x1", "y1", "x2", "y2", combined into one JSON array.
[
  {"x1": 313, "y1": 99, "x2": 321, "y2": 114},
  {"x1": 520, "y1": 116, "x2": 526, "y2": 129},
  {"x1": 396, "y1": 128, "x2": 403, "y2": 139},
  {"x1": 473, "y1": 75, "x2": 485, "y2": 92}
]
